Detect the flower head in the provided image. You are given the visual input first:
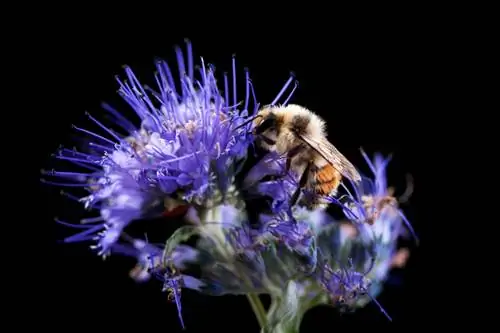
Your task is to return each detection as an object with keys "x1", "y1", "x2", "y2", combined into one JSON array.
[
  {"x1": 336, "y1": 149, "x2": 419, "y2": 245},
  {"x1": 47, "y1": 41, "x2": 416, "y2": 330},
  {"x1": 45, "y1": 41, "x2": 256, "y2": 256}
]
